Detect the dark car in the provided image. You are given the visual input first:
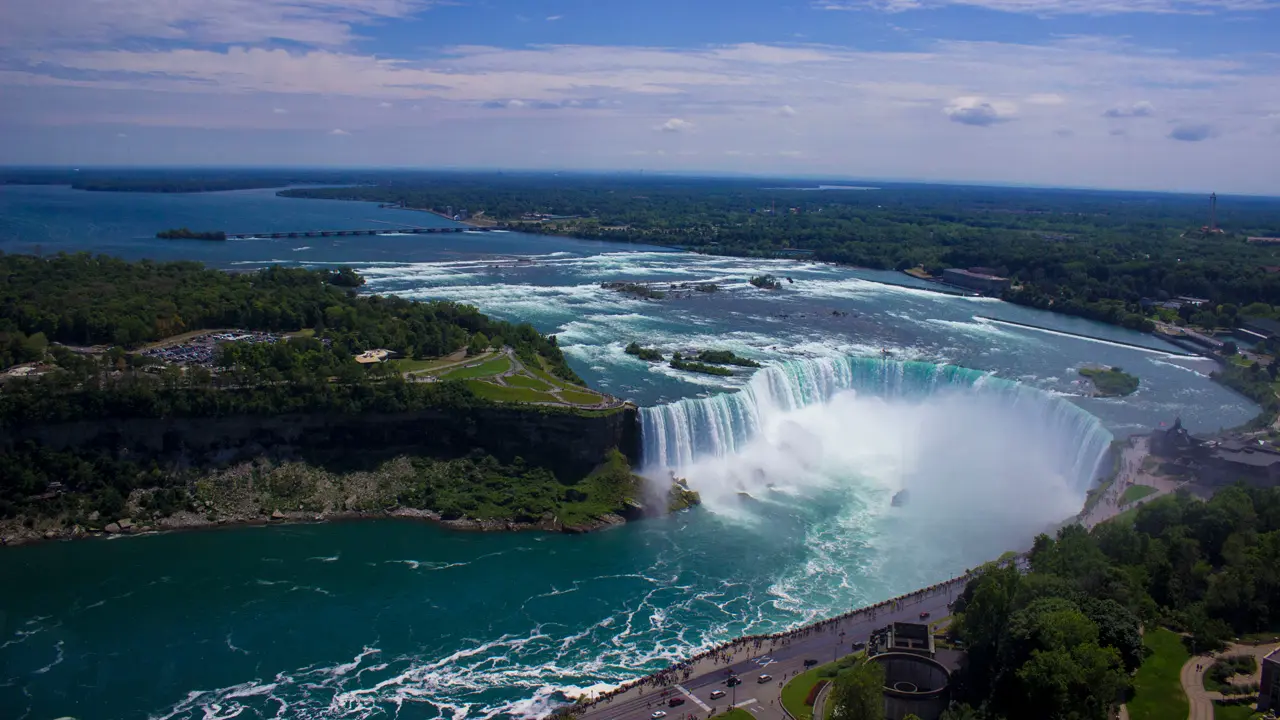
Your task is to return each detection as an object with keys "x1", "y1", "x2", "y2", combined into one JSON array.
[
  {"x1": 668, "y1": 697, "x2": 685, "y2": 707},
  {"x1": 851, "y1": 641, "x2": 866, "y2": 651},
  {"x1": 919, "y1": 611, "x2": 931, "y2": 619},
  {"x1": 726, "y1": 677, "x2": 742, "y2": 687},
  {"x1": 803, "y1": 659, "x2": 818, "y2": 667}
]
